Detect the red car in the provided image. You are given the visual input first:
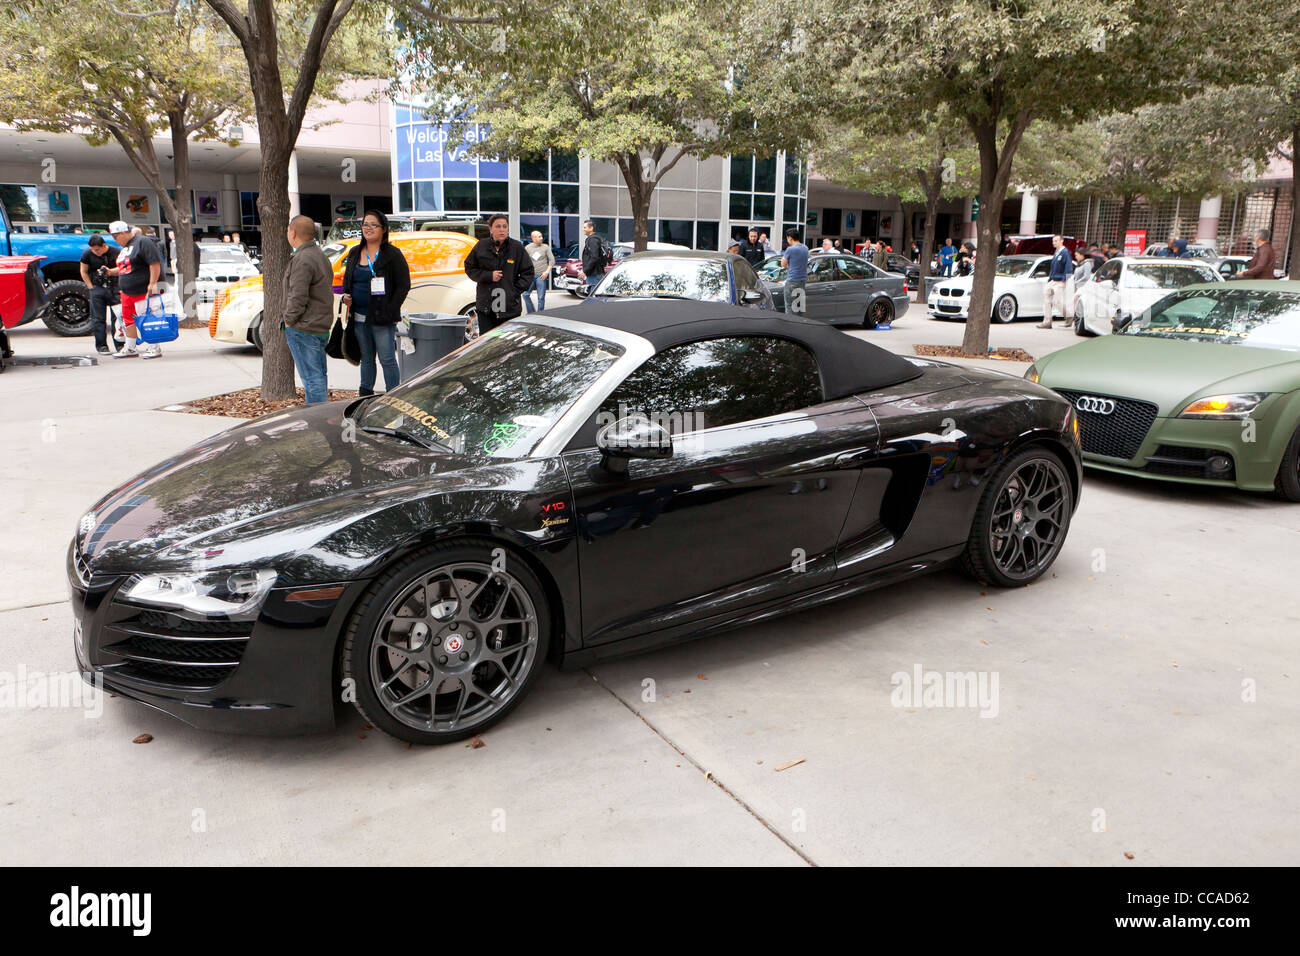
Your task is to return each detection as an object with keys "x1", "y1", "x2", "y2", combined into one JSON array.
[
  {"x1": 0, "y1": 255, "x2": 49, "y2": 372},
  {"x1": 1002, "y1": 234, "x2": 1083, "y2": 256}
]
